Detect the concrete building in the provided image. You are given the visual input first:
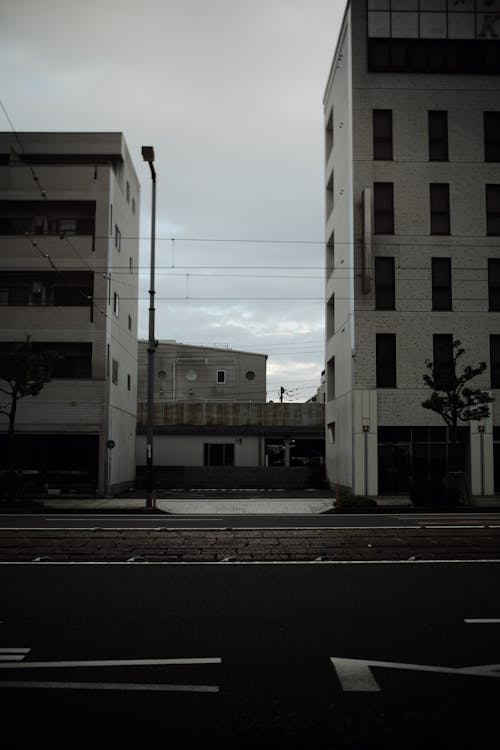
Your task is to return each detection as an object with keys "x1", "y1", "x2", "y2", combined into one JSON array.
[
  {"x1": 0, "y1": 132, "x2": 140, "y2": 495},
  {"x1": 137, "y1": 340, "x2": 267, "y2": 404},
  {"x1": 135, "y1": 341, "x2": 325, "y2": 487},
  {"x1": 324, "y1": 1, "x2": 500, "y2": 496}
]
